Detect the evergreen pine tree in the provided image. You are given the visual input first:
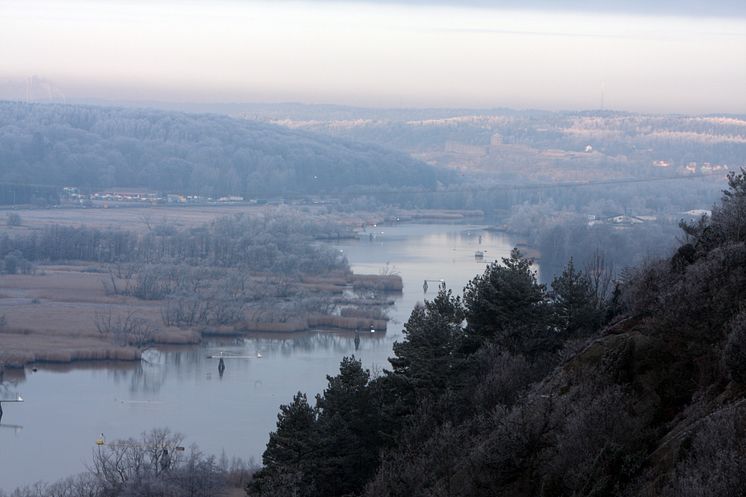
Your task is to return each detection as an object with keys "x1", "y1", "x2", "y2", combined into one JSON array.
[
  {"x1": 551, "y1": 258, "x2": 603, "y2": 339},
  {"x1": 463, "y1": 248, "x2": 552, "y2": 356}
]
